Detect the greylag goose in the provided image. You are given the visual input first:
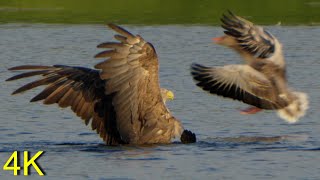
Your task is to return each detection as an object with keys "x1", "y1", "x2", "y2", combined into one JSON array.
[
  {"x1": 191, "y1": 11, "x2": 308, "y2": 123},
  {"x1": 6, "y1": 24, "x2": 196, "y2": 145}
]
